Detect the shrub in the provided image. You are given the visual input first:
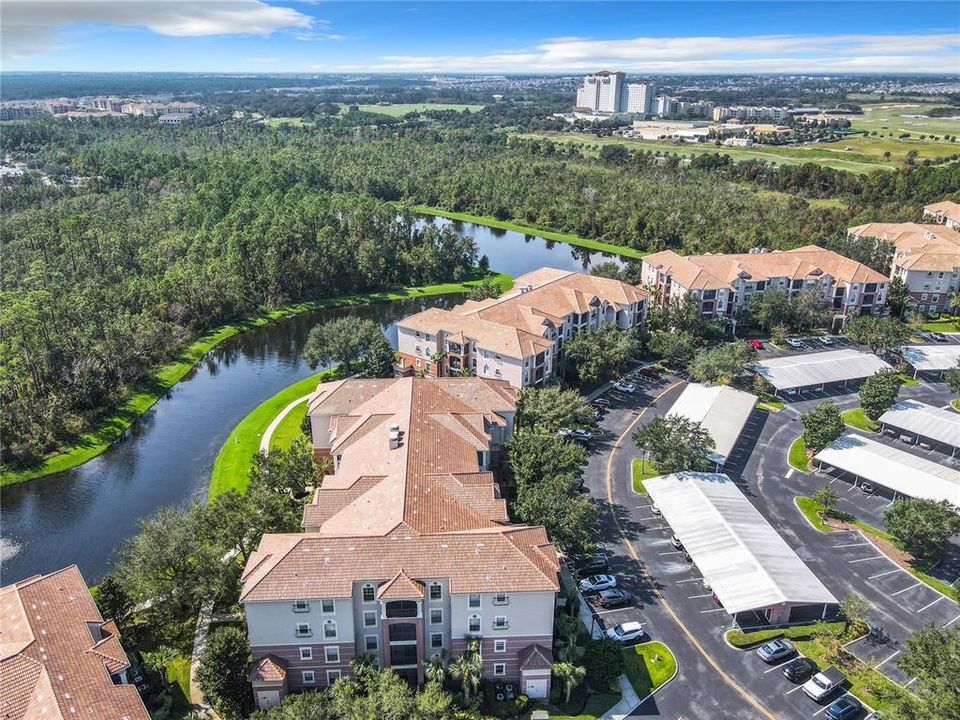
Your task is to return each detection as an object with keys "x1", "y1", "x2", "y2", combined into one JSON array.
[{"x1": 582, "y1": 638, "x2": 624, "y2": 691}]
